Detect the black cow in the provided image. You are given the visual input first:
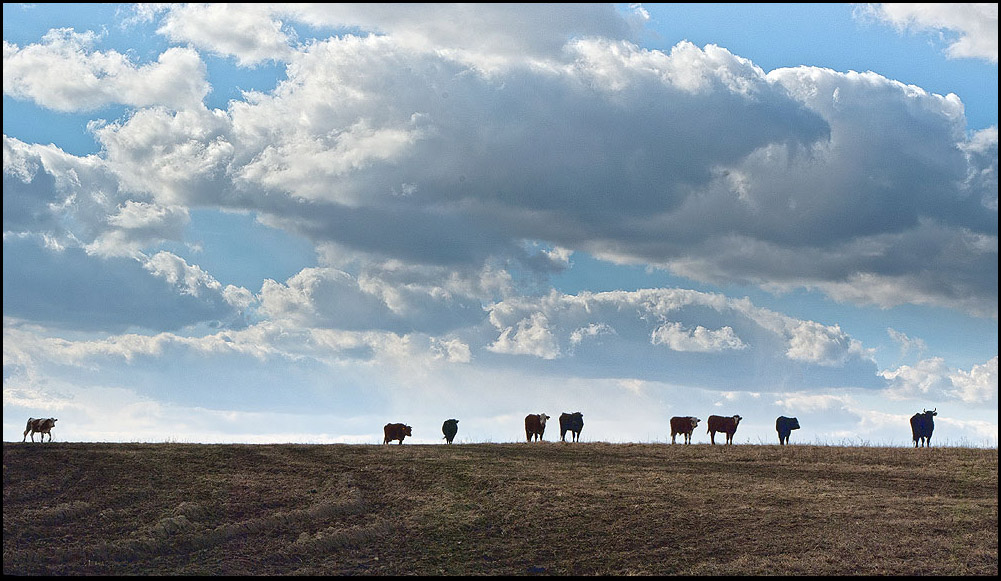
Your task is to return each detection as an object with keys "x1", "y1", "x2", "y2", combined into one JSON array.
[
  {"x1": 442, "y1": 419, "x2": 459, "y2": 444},
  {"x1": 559, "y1": 412, "x2": 584, "y2": 442},
  {"x1": 910, "y1": 408, "x2": 937, "y2": 448},
  {"x1": 775, "y1": 416, "x2": 800, "y2": 445}
]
